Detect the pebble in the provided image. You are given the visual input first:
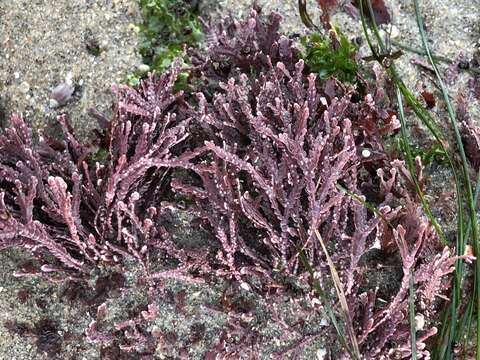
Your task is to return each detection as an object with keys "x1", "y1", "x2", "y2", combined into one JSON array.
[
  {"x1": 240, "y1": 282, "x2": 251, "y2": 291},
  {"x1": 316, "y1": 349, "x2": 327, "y2": 360},
  {"x1": 361, "y1": 149, "x2": 372, "y2": 158},
  {"x1": 65, "y1": 71, "x2": 74, "y2": 86},
  {"x1": 50, "y1": 83, "x2": 75, "y2": 107},
  {"x1": 137, "y1": 63, "x2": 150, "y2": 73},
  {"x1": 19, "y1": 81, "x2": 30, "y2": 94},
  {"x1": 49, "y1": 98, "x2": 60, "y2": 108}
]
